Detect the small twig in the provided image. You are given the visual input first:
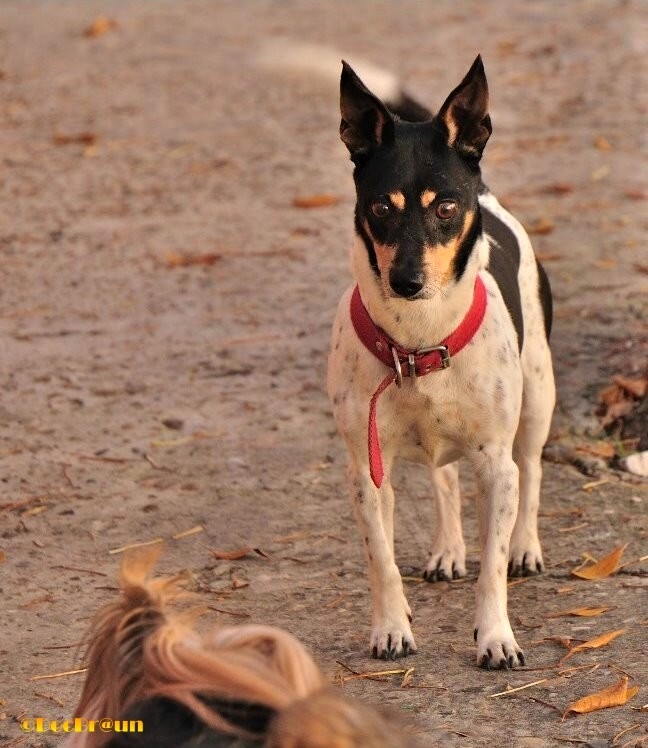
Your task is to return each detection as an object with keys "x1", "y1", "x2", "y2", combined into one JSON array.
[
  {"x1": 77, "y1": 453, "x2": 138, "y2": 464},
  {"x1": 61, "y1": 463, "x2": 76, "y2": 488},
  {"x1": 30, "y1": 667, "x2": 87, "y2": 681},
  {"x1": 612, "y1": 723, "x2": 642, "y2": 746},
  {"x1": 42, "y1": 642, "x2": 82, "y2": 650},
  {"x1": 172, "y1": 525, "x2": 204, "y2": 540},
  {"x1": 490, "y1": 678, "x2": 548, "y2": 698},
  {"x1": 53, "y1": 564, "x2": 107, "y2": 577},
  {"x1": 527, "y1": 696, "x2": 563, "y2": 715},
  {"x1": 108, "y1": 537, "x2": 164, "y2": 555},
  {"x1": 207, "y1": 605, "x2": 251, "y2": 618},
  {"x1": 34, "y1": 690, "x2": 65, "y2": 707},
  {"x1": 144, "y1": 452, "x2": 173, "y2": 472}
]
